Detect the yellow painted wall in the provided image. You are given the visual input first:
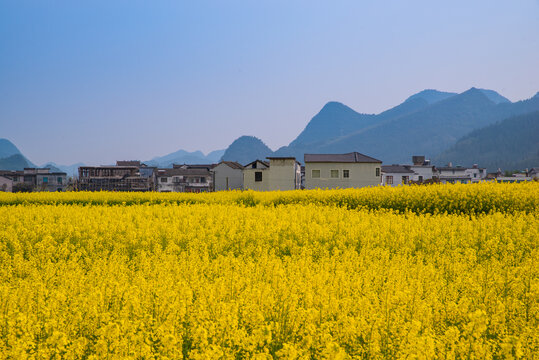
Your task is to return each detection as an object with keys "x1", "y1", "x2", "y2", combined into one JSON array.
[
  {"x1": 243, "y1": 168, "x2": 269, "y2": 191},
  {"x1": 305, "y1": 162, "x2": 381, "y2": 189},
  {"x1": 268, "y1": 158, "x2": 300, "y2": 191}
]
